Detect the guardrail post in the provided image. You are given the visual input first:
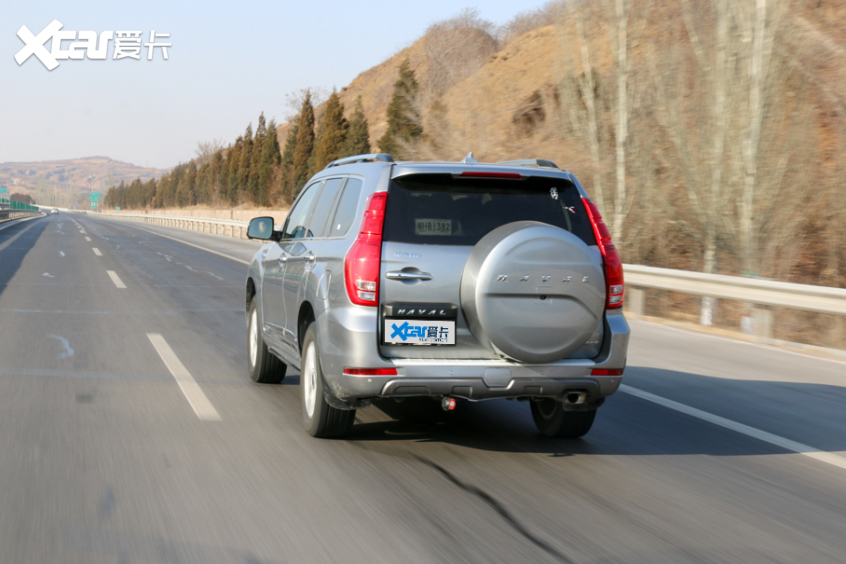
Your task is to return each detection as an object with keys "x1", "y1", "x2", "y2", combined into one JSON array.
[
  {"x1": 626, "y1": 286, "x2": 646, "y2": 318},
  {"x1": 744, "y1": 305, "x2": 774, "y2": 340}
]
